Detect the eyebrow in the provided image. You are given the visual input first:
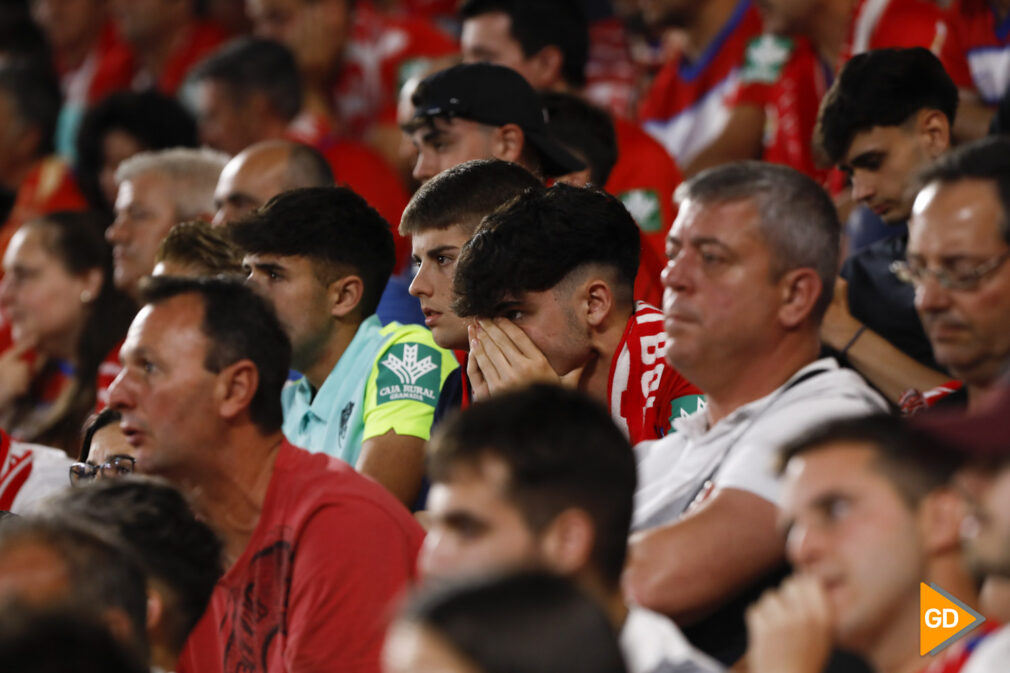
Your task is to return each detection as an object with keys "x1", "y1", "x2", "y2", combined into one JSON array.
[
  {"x1": 491, "y1": 299, "x2": 522, "y2": 316},
  {"x1": 848, "y1": 149, "x2": 885, "y2": 169},
  {"x1": 249, "y1": 261, "x2": 286, "y2": 276},
  {"x1": 667, "y1": 234, "x2": 733, "y2": 250},
  {"x1": 425, "y1": 245, "x2": 459, "y2": 259},
  {"x1": 421, "y1": 127, "x2": 450, "y2": 145}
]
